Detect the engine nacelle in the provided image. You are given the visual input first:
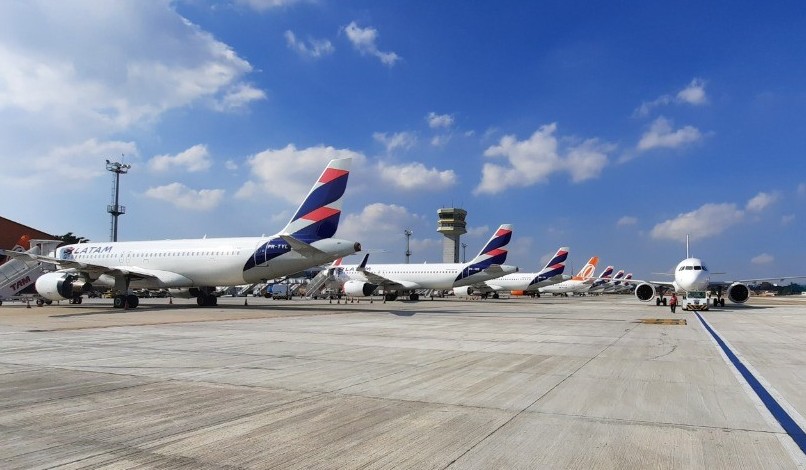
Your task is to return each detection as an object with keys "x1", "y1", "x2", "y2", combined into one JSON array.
[
  {"x1": 451, "y1": 286, "x2": 475, "y2": 297},
  {"x1": 634, "y1": 282, "x2": 656, "y2": 302},
  {"x1": 343, "y1": 280, "x2": 377, "y2": 297},
  {"x1": 35, "y1": 272, "x2": 92, "y2": 301},
  {"x1": 727, "y1": 282, "x2": 750, "y2": 304},
  {"x1": 168, "y1": 287, "x2": 203, "y2": 298}
]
